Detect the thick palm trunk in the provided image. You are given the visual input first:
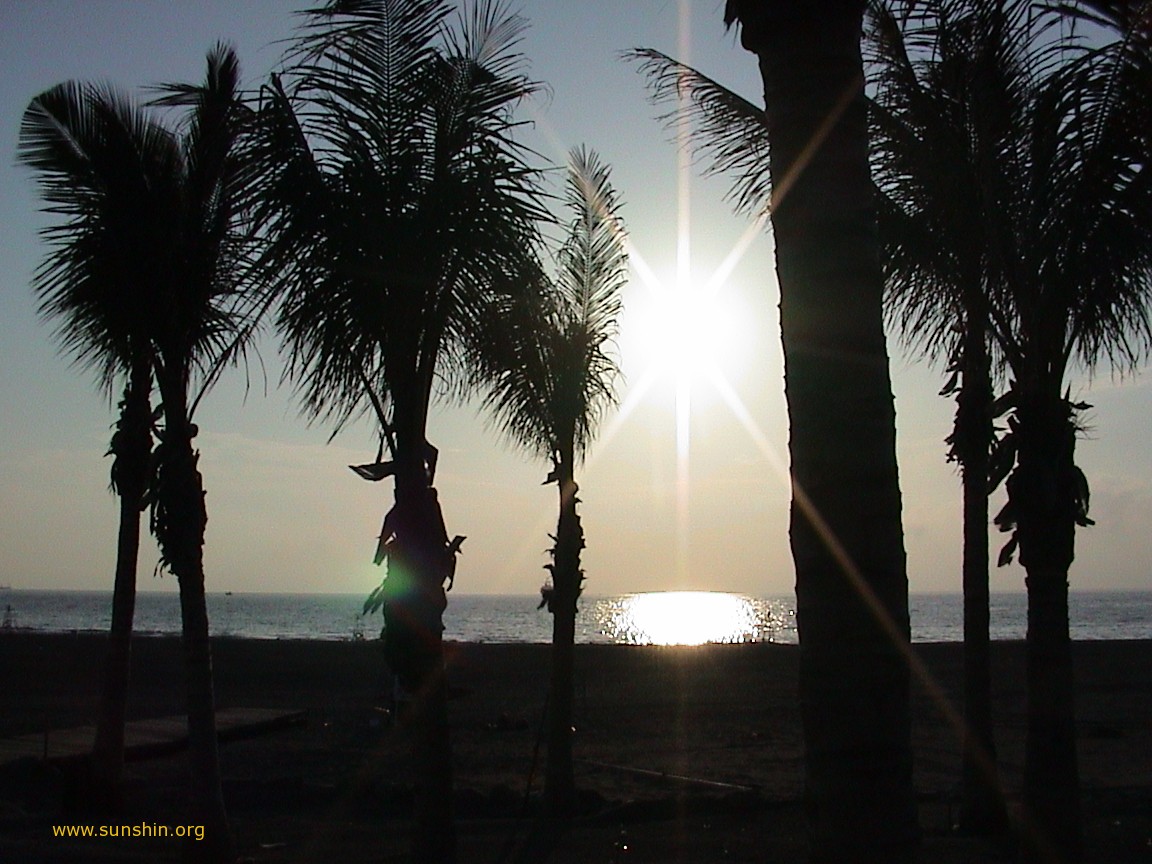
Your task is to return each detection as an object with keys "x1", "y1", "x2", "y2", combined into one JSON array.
[
  {"x1": 154, "y1": 390, "x2": 234, "y2": 864},
  {"x1": 954, "y1": 322, "x2": 1003, "y2": 834},
  {"x1": 1010, "y1": 389, "x2": 1082, "y2": 863},
  {"x1": 90, "y1": 363, "x2": 152, "y2": 808},
  {"x1": 732, "y1": 4, "x2": 918, "y2": 861},
  {"x1": 382, "y1": 425, "x2": 456, "y2": 864},
  {"x1": 544, "y1": 467, "x2": 582, "y2": 818}
]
